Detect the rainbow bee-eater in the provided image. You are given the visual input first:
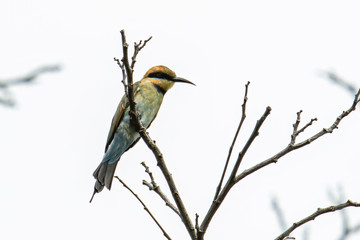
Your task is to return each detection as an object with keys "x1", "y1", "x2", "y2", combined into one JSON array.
[{"x1": 90, "y1": 65, "x2": 195, "y2": 202}]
